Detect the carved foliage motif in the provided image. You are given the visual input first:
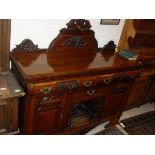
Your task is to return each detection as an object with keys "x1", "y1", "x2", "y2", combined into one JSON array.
[
  {"x1": 13, "y1": 39, "x2": 39, "y2": 52},
  {"x1": 62, "y1": 36, "x2": 87, "y2": 47},
  {"x1": 57, "y1": 80, "x2": 80, "y2": 91},
  {"x1": 66, "y1": 19, "x2": 91, "y2": 31}
]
